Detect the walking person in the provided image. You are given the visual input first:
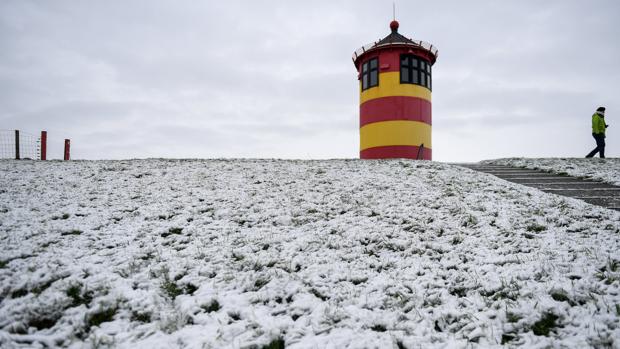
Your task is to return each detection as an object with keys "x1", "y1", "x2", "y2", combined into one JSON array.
[{"x1": 586, "y1": 107, "x2": 609, "y2": 158}]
